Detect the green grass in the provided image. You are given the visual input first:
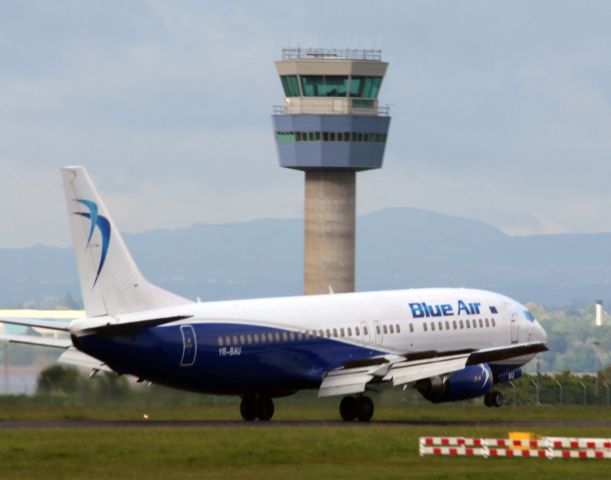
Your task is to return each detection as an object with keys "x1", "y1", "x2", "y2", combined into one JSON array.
[
  {"x1": 1, "y1": 425, "x2": 610, "y2": 480},
  {"x1": 1, "y1": 401, "x2": 610, "y2": 479},
  {"x1": 1, "y1": 398, "x2": 610, "y2": 422}
]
